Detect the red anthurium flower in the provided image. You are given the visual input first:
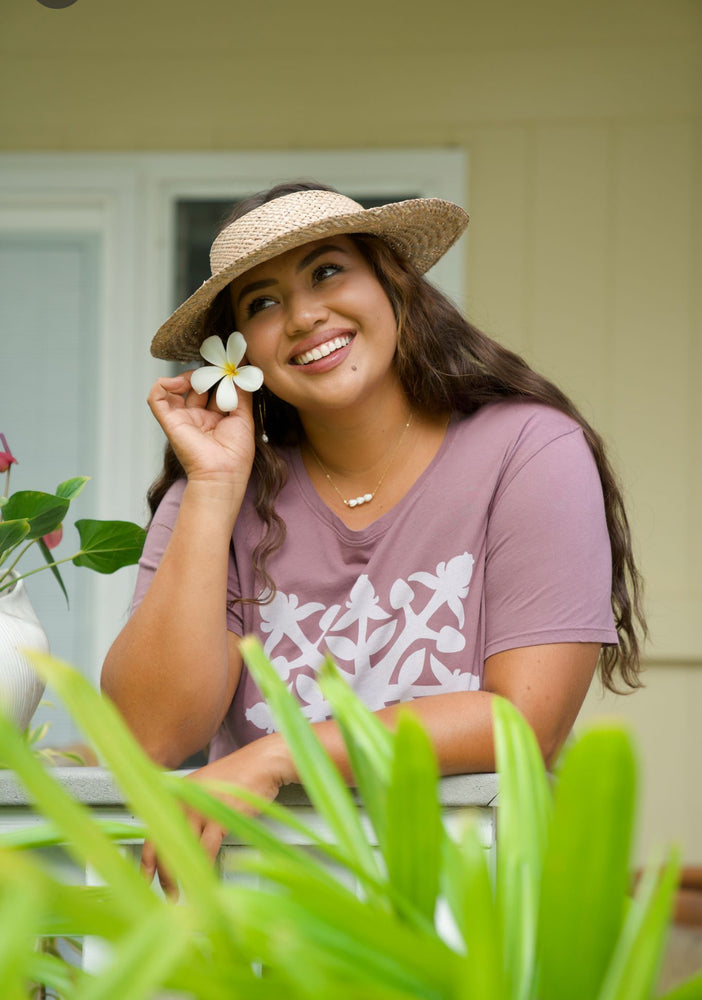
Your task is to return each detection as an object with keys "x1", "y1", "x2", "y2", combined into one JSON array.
[
  {"x1": 0, "y1": 433, "x2": 17, "y2": 473},
  {"x1": 43, "y1": 525, "x2": 64, "y2": 549}
]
